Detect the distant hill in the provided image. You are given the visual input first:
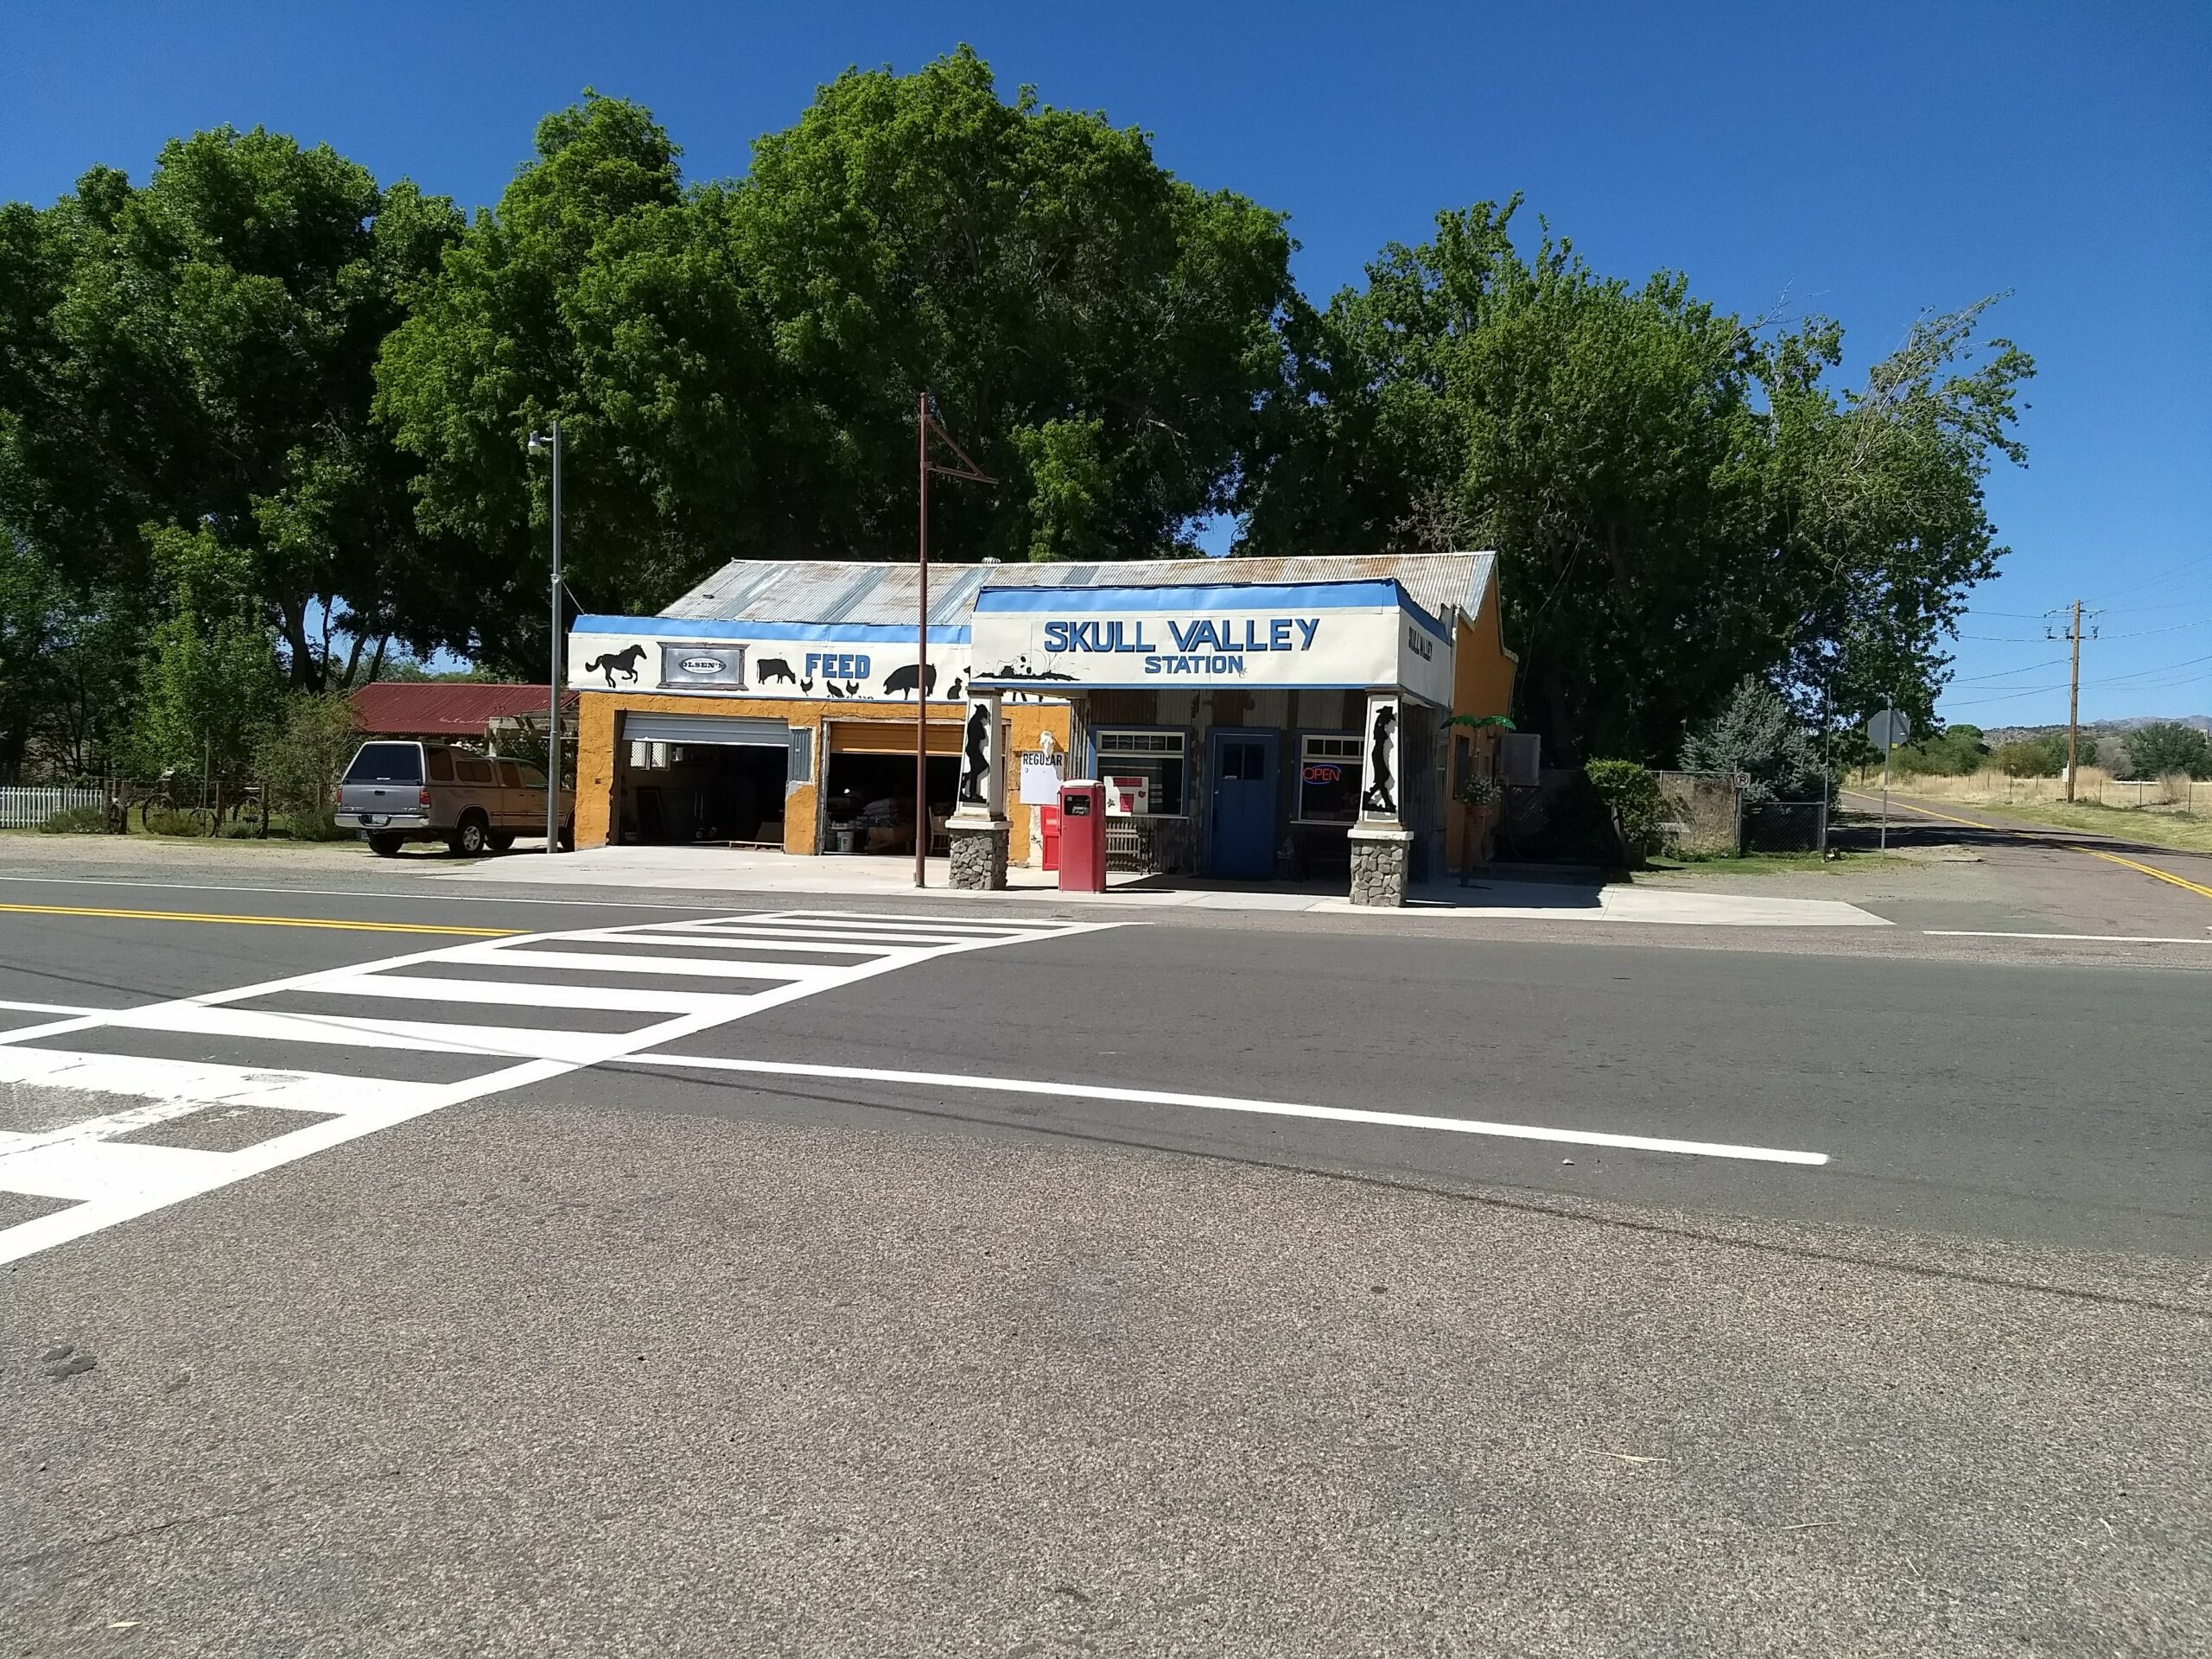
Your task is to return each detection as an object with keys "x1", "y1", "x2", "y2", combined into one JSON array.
[{"x1": 1981, "y1": 714, "x2": 2211, "y2": 745}]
